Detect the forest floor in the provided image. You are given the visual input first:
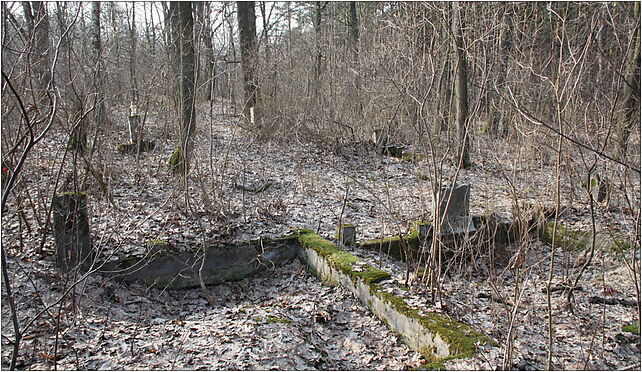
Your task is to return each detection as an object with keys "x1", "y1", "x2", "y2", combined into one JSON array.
[{"x1": 1, "y1": 100, "x2": 640, "y2": 370}]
